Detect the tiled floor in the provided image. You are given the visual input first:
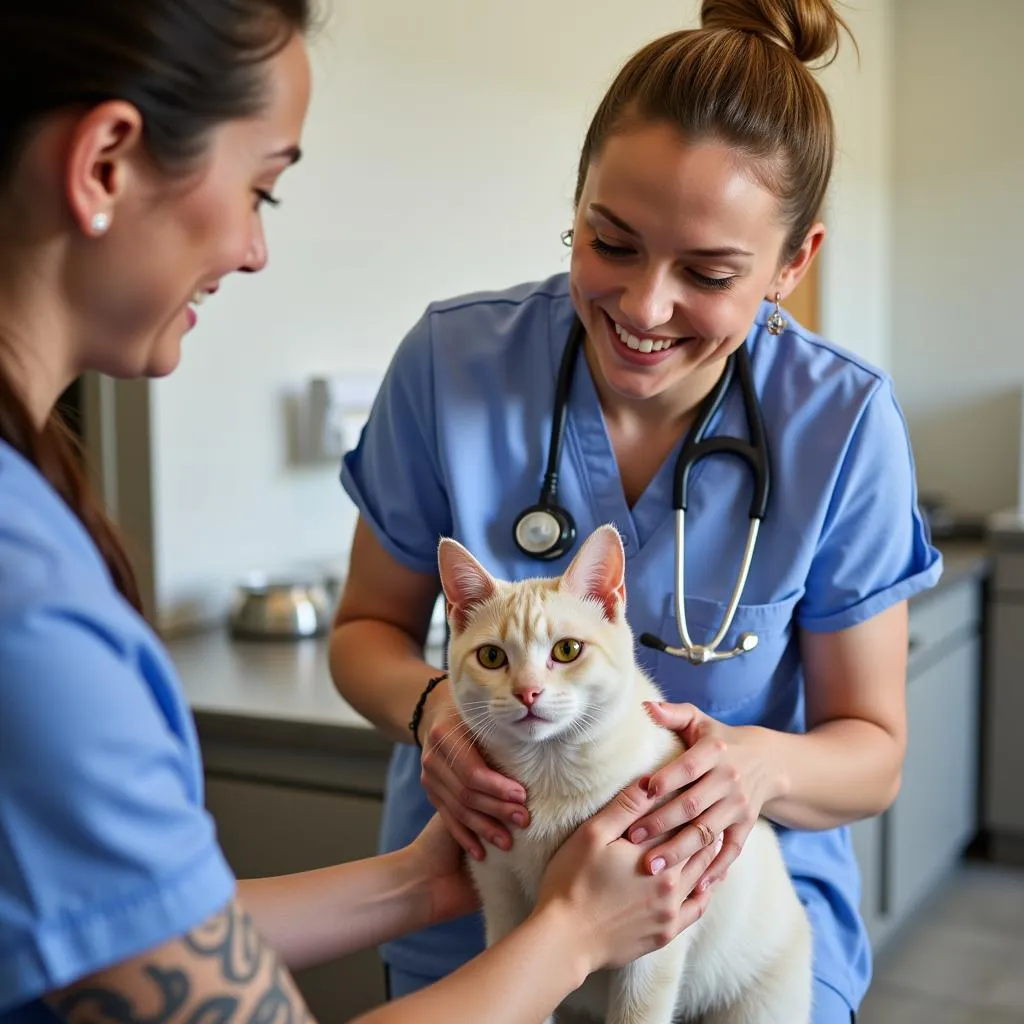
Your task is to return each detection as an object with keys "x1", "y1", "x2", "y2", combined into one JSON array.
[{"x1": 860, "y1": 858, "x2": 1024, "y2": 1022}]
